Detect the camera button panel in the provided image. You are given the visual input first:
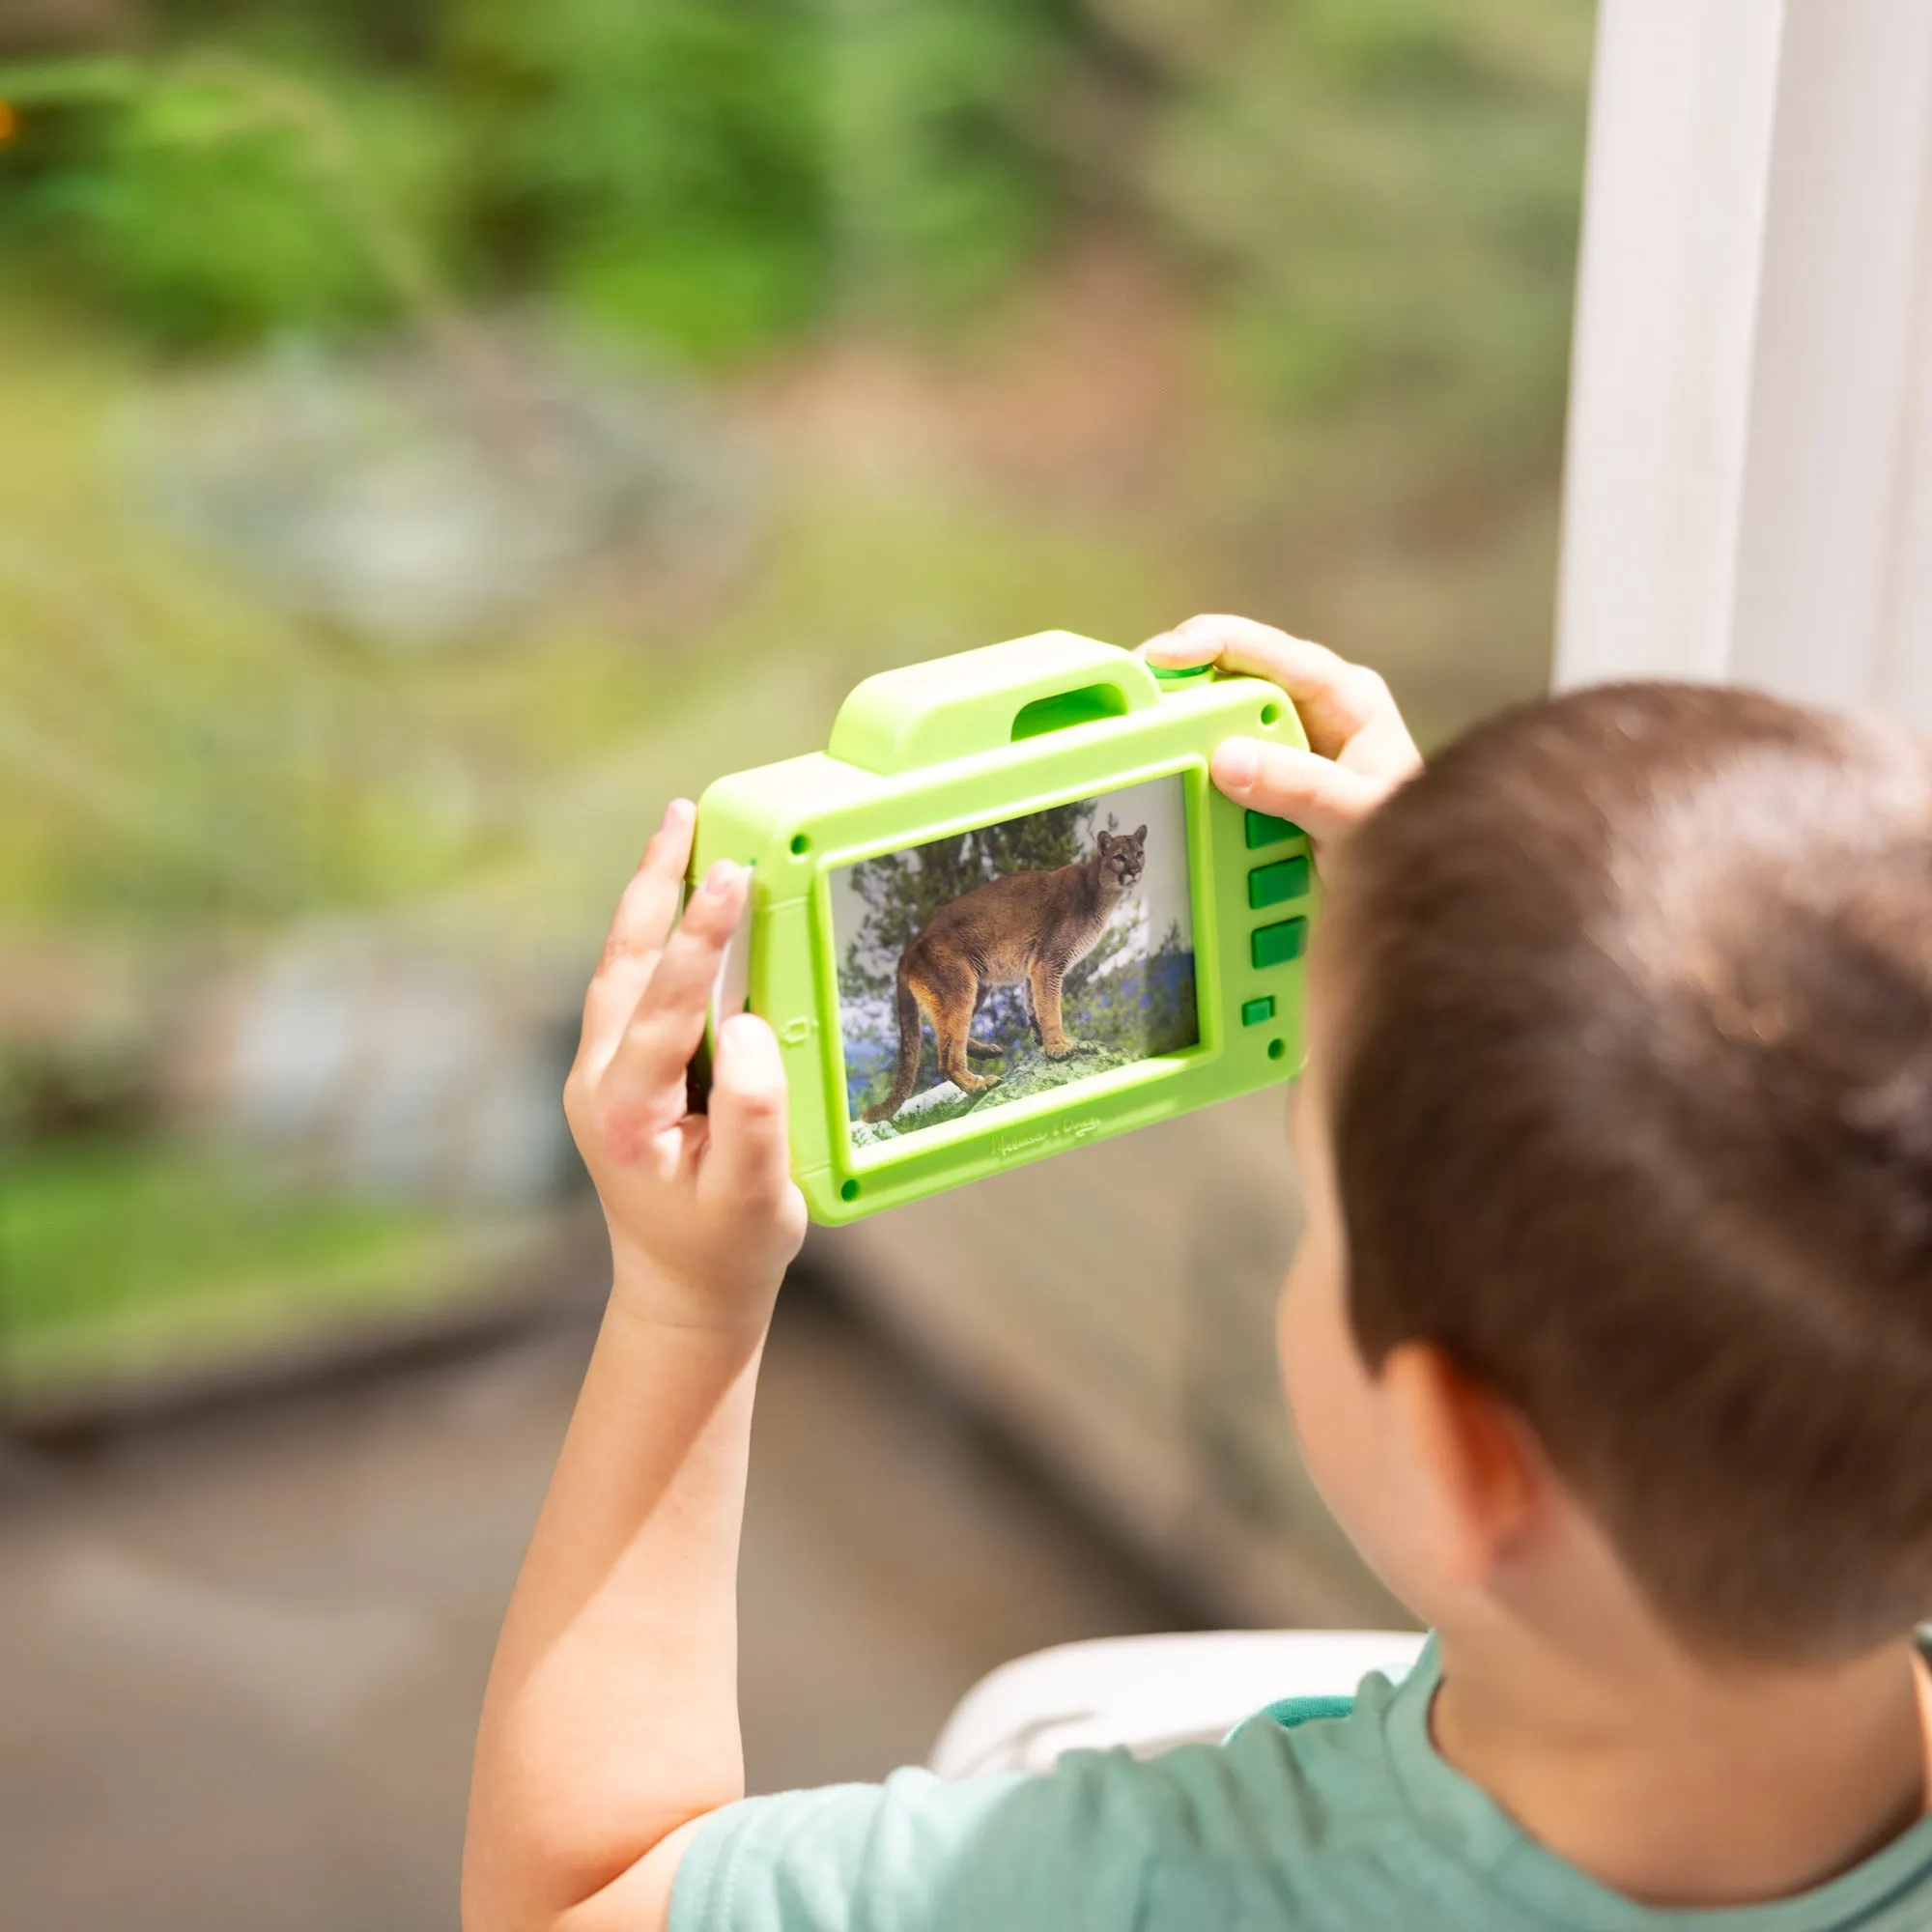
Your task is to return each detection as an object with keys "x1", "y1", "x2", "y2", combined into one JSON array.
[
  {"x1": 1247, "y1": 855, "x2": 1310, "y2": 909},
  {"x1": 1251, "y1": 918, "x2": 1309, "y2": 971}
]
